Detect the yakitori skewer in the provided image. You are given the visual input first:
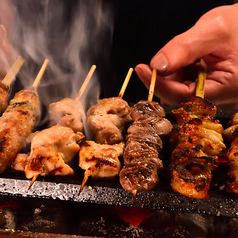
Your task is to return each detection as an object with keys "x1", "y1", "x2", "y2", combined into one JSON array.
[
  {"x1": 119, "y1": 68, "x2": 172, "y2": 196},
  {"x1": 79, "y1": 68, "x2": 134, "y2": 192},
  {"x1": 26, "y1": 59, "x2": 49, "y2": 189},
  {"x1": 0, "y1": 59, "x2": 48, "y2": 176},
  {"x1": 168, "y1": 69, "x2": 227, "y2": 199},
  {"x1": 195, "y1": 70, "x2": 206, "y2": 98},
  {"x1": 49, "y1": 65, "x2": 96, "y2": 132},
  {"x1": 0, "y1": 56, "x2": 25, "y2": 114}
]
